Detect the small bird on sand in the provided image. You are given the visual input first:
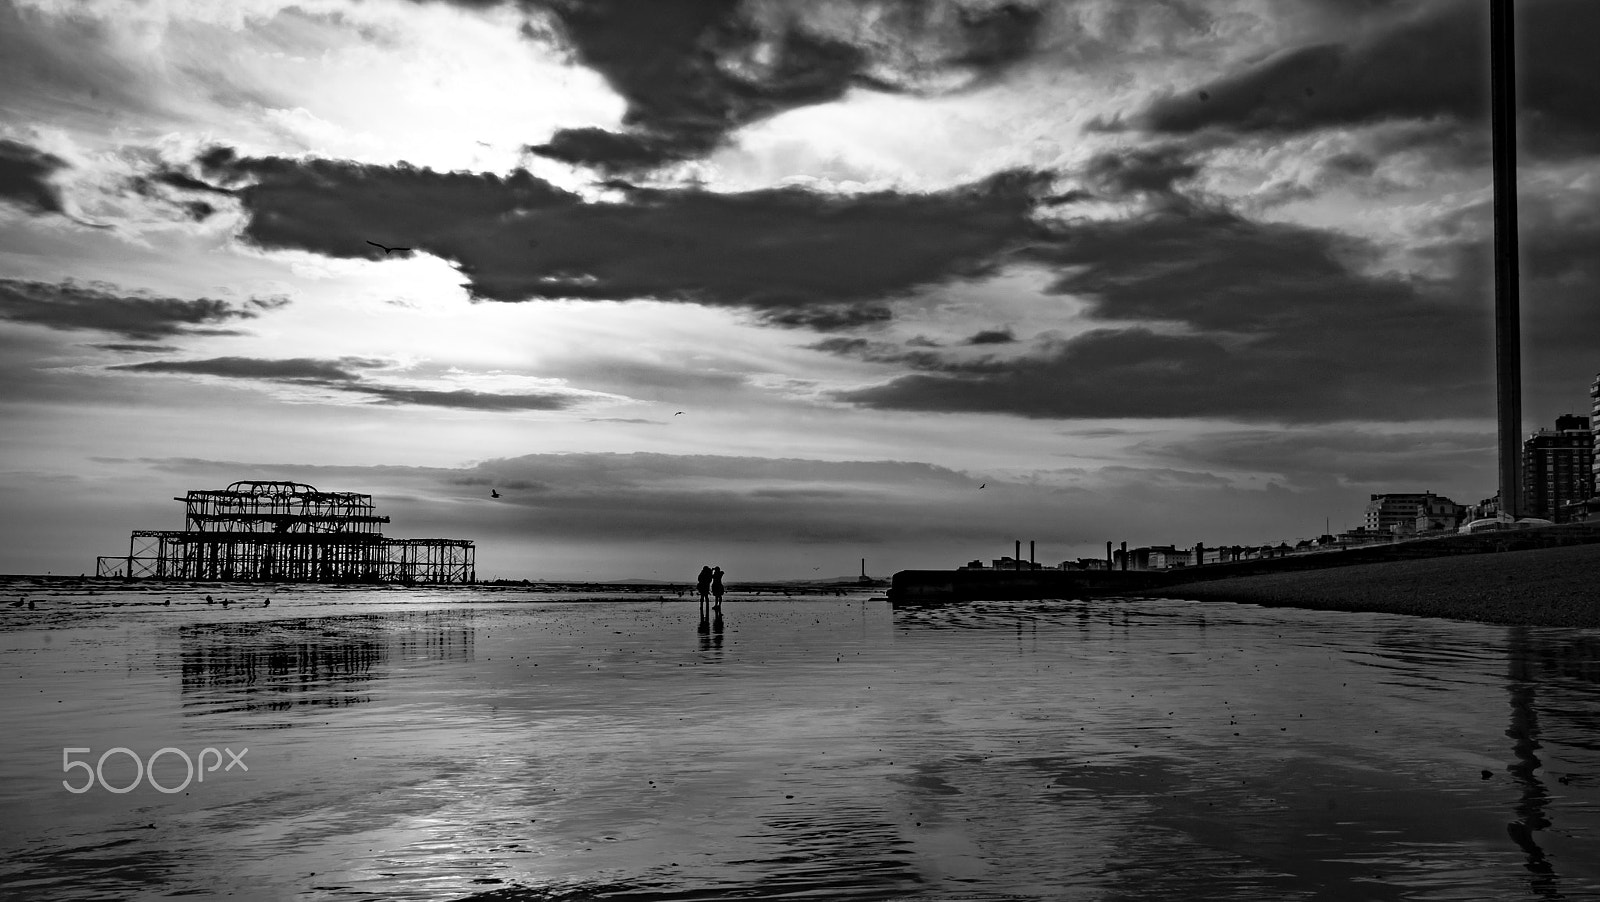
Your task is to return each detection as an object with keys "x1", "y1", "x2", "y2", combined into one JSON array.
[
  {"x1": 206, "y1": 595, "x2": 214, "y2": 604},
  {"x1": 264, "y1": 599, "x2": 270, "y2": 607},
  {"x1": 366, "y1": 240, "x2": 410, "y2": 254},
  {"x1": 491, "y1": 489, "x2": 501, "y2": 498}
]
